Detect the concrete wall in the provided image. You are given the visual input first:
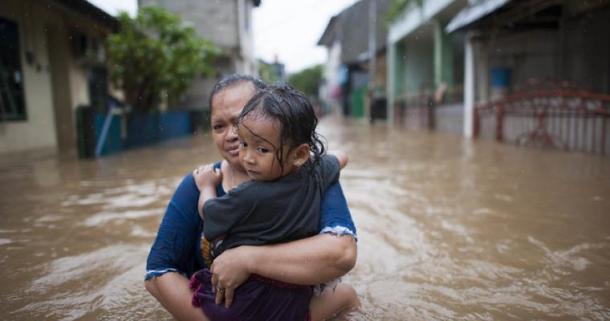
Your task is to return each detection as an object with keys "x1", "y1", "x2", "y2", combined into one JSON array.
[
  {"x1": 0, "y1": 0, "x2": 110, "y2": 153},
  {"x1": 403, "y1": 33, "x2": 435, "y2": 95},
  {"x1": 484, "y1": 30, "x2": 559, "y2": 94},
  {"x1": 435, "y1": 103, "x2": 463, "y2": 134},
  {"x1": 1, "y1": 1, "x2": 55, "y2": 152},
  {"x1": 563, "y1": 5, "x2": 610, "y2": 93},
  {"x1": 392, "y1": 22, "x2": 464, "y2": 99},
  {"x1": 140, "y1": 0, "x2": 239, "y2": 49},
  {"x1": 477, "y1": 5, "x2": 610, "y2": 97},
  {"x1": 320, "y1": 42, "x2": 343, "y2": 112}
]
